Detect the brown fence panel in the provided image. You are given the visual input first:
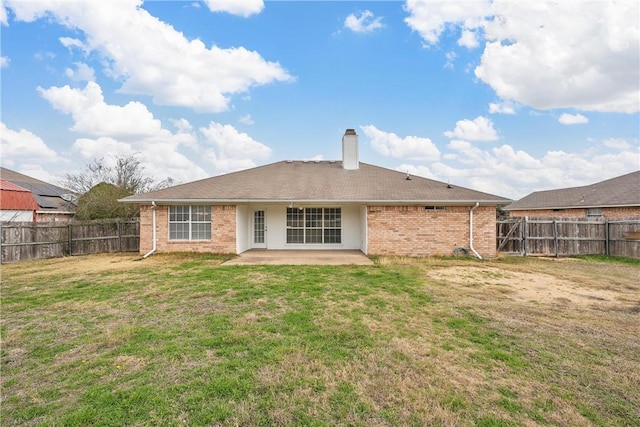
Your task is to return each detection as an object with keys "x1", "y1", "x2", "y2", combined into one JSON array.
[
  {"x1": 0, "y1": 219, "x2": 140, "y2": 263},
  {"x1": 0, "y1": 222, "x2": 68, "y2": 263},
  {"x1": 608, "y1": 221, "x2": 640, "y2": 258},
  {"x1": 71, "y1": 221, "x2": 119, "y2": 255},
  {"x1": 497, "y1": 218, "x2": 639, "y2": 258},
  {"x1": 555, "y1": 220, "x2": 605, "y2": 256}
]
